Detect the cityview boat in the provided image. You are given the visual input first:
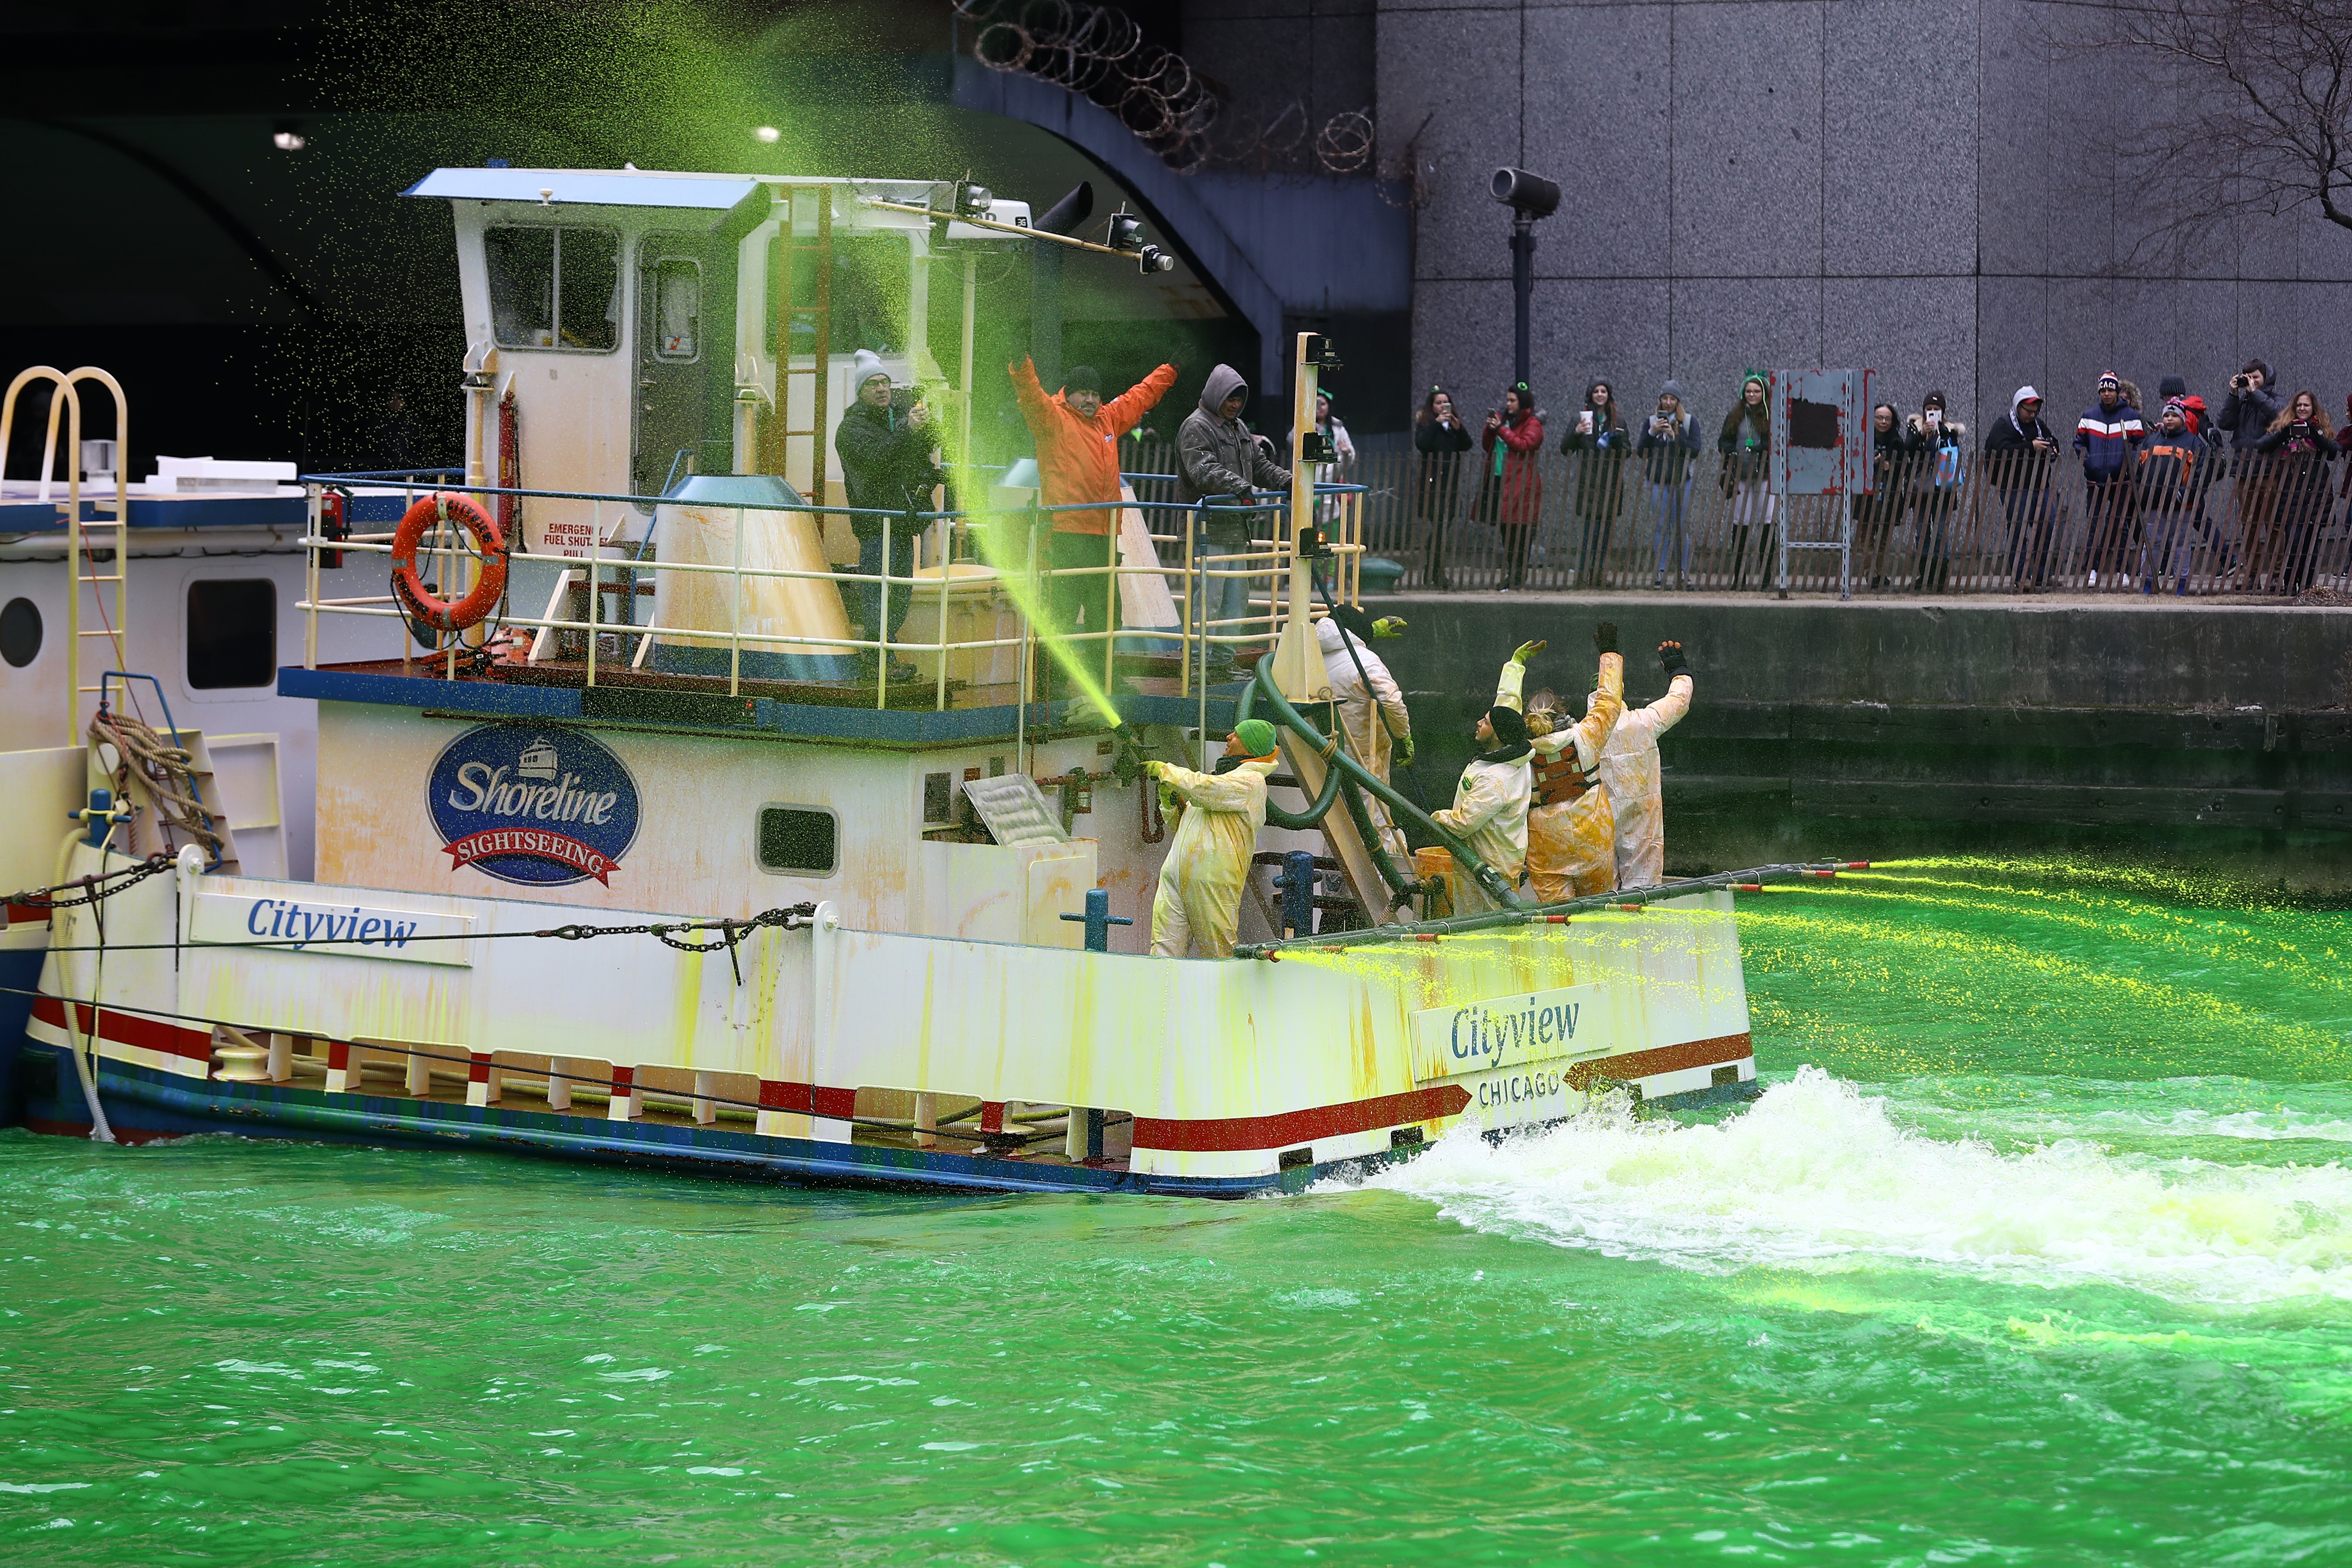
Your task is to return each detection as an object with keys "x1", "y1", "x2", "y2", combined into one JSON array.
[{"x1": 0, "y1": 165, "x2": 1788, "y2": 1196}]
